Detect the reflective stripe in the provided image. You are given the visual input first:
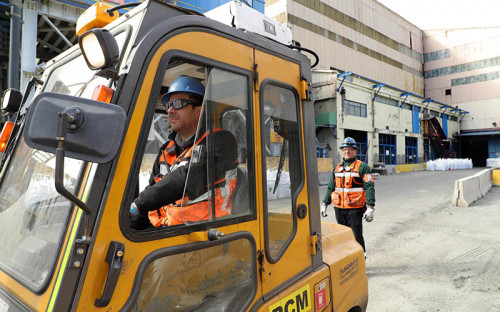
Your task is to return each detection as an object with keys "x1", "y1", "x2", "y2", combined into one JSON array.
[
  {"x1": 335, "y1": 172, "x2": 360, "y2": 178},
  {"x1": 47, "y1": 164, "x2": 95, "y2": 311},
  {"x1": 363, "y1": 174, "x2": 374, "y2": 183},
  {"x1": 335, "y1": 187, "x2": 364, "y2": 192}
]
